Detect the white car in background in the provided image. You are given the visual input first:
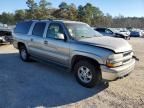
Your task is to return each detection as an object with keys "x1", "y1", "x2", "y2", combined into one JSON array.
[
  {"x1": 117, "y1": 28, "x2": 130, "y2": 37},
  {"x1": 141, "y1": 29, "x2": 144, "y2": 37}
]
